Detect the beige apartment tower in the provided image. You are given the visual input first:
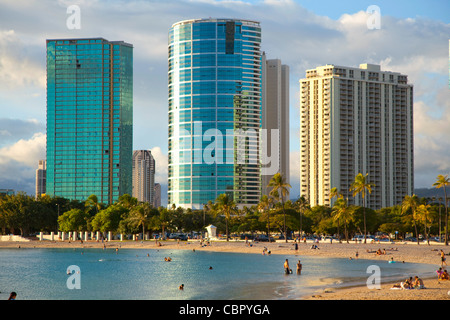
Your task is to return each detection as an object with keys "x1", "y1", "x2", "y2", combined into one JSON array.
[
  {"x1": 132, "y1": 150, "x2": 156, "y2": 204},
  {"x1": 300, "y1": 64, "x2": 413, "y2": 209},
  {"x1": 261, "y1": 54, "x2": 290, "y2": 196}
]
